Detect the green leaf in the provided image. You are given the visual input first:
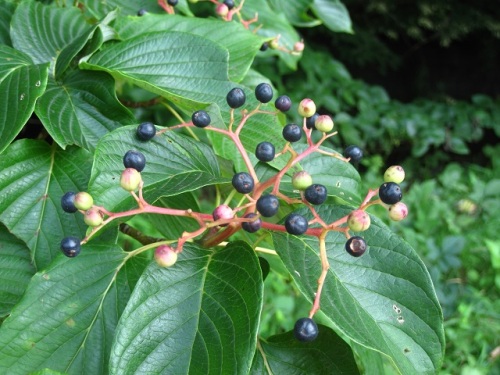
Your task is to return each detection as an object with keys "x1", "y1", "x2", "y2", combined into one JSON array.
[
  {"x1": 109, "y1": 241, "x2": 263, "y2": 374},
  {"x1": 251, "y1": 325, "x2": 359, "y2": 374},
  {"x1": 29, "y1": 369, "x2": 67, "y2": 375},
  {"x1": 0, "y1": 244, "x2": 129, "y2": 375},
  {"x1": 79, "y1": 0, "x2": 193, "y2": 18},
  {"x1": 81, "y1": 31, "x2": 231, "y2": 112},
  {"x1": 0, "y1": 45, "x2": 48, "y2": 154},
  {"x1": 11, "y1": 2, "x2": 89, "y2": 66},
  {"x1": 271, "y1": 206, "x2": 445, "y2": 375},
  {"x1": 89, "y1": 127, "x2": 224, "y2": 212},
  {"x1": 35, "y1": 71, "x2": 135, "y2": 152},
  {"x1": 0, "y1": 223, "x2": 36, "y2": 317},
  {"x1": 113, "y1": 14, "x2": 264, "y2": 82},
  {"x1": 311, "y1": 0, "x2": 353, "y2": 33},
  {"x1": 0, "y1": 140, "x2": 92, "y2": 270},
  {"x1": 0, "y1": 0, "x2": 16, "y2": 46},
  {"x1": 268, "y1": 0, "x2": 320, "y2": 27}
]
